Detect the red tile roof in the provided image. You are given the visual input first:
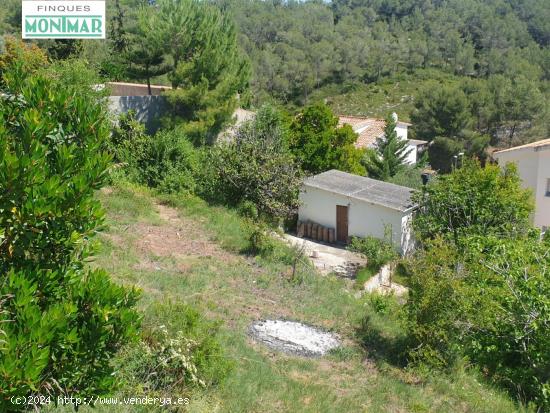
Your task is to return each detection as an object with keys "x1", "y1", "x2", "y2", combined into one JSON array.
[{"x1": 338, "y1": 116, "x2": 404, "y2": 149}]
